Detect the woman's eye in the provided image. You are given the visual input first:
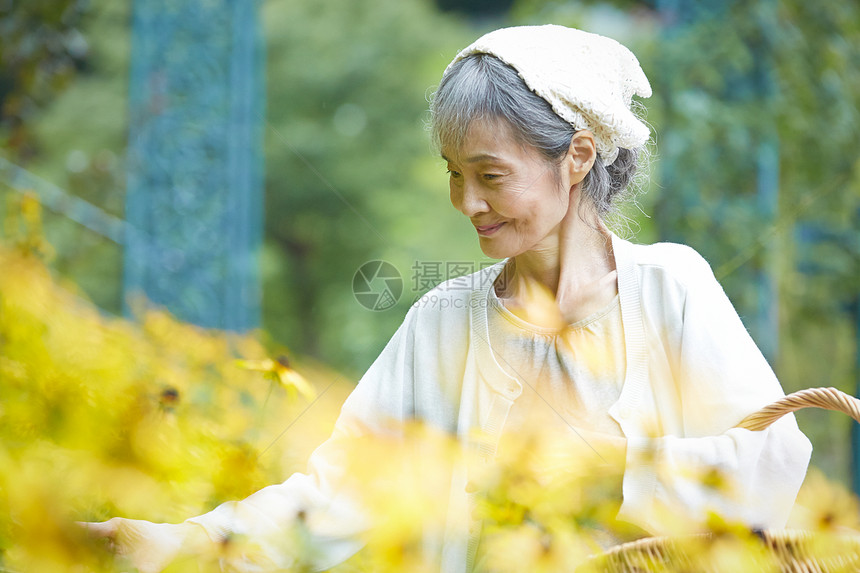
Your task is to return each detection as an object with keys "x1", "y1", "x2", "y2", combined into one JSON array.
[
  {"x1": 447, "y1": 169, "x2": 462, "y2": 178},
  {"x1": 482, "y1": 173, "x2": 501, "y2": 181}
]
